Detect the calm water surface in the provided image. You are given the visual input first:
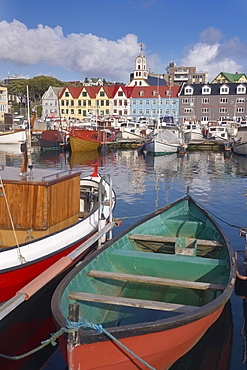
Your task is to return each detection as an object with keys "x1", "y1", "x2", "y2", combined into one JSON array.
[{"x1": 1, "y1": 144, "x2": 247, "y2": 370}]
